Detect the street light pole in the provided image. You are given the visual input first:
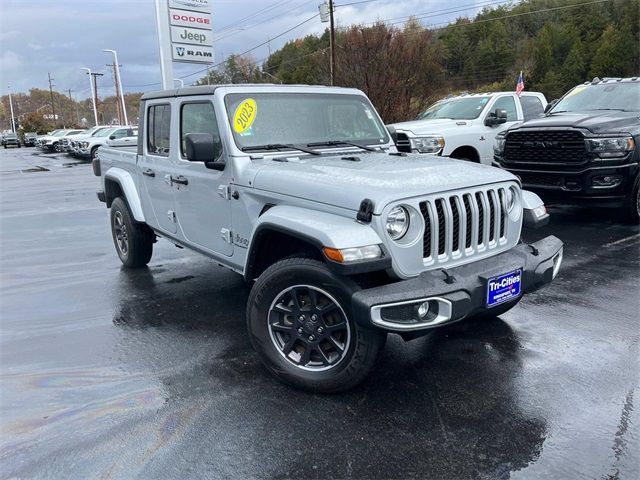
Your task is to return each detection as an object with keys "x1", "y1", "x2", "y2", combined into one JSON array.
[
  {"x1": 8, "y1": 85, "x2": 16, "y2": 132},
  {"x1": 329, "y1": 0, "x2": 335, "y2": 86},
  {"x1": 103, "y1": 49, "x2": 128, "y2": 126},
  {"x1": 81, "y1": 68, "x2": 99, "y2": 126}
]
